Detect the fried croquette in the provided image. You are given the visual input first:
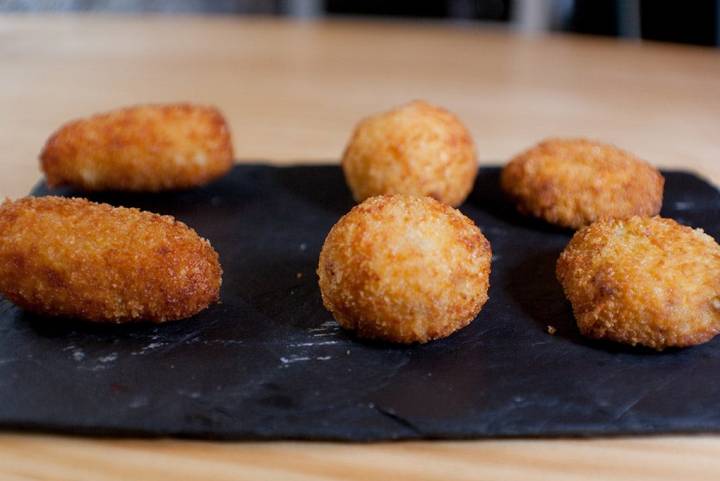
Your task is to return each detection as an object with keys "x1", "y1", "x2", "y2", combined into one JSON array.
[
  {"x1": 556, "y1": 216, "x2": 720, "y2": 350},
  {"x1": 342, "y1": 100, "x2": 478, "y2": 207},
  {"x1": 40, "y1": 104, "x2": 234, "y2": 191},
  {"x1": 501, "y1": 138, "x2": 664, "y2": 229},
  {"x1": 0, "y1": 196, "x2": 222, "y2": 323},
  {"x1": 317, "y1": 195, "x2": 491, "y2": 344}
]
